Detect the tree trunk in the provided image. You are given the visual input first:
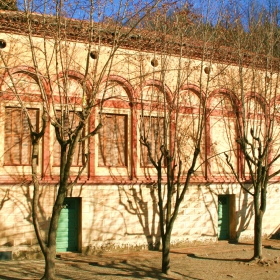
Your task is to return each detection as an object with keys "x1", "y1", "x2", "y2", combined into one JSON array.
[
  {"x1": 42, "y1": 191, "x2": 65, "y2": 279},
  {"x1": 161, "y1": 231, "x2": 171, "y2": 274},
  {"x1": 41, "y1": 247, "x2": 56, "y2": 280},
  {"x1": 254, "y1": 210, "x2": 263, "y2": 259}
]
